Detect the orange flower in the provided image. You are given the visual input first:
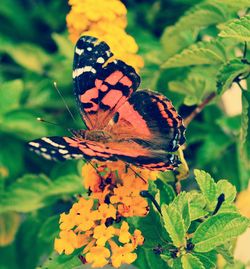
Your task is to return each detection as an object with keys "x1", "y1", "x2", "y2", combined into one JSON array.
[
  {"x1": 54, "y1": 230, "x2": 78, "y2": 255},
  {"x1": 110, "y1": 241, "x2": 137, "y2": 268},
  {"x1": 110, "y1": 185, "x2": 132, "y2": 205},
  {"x1": 93, "y1": 224, "x2": 116, "y2": 246},
  {"x1": 85, "y1": 246, "x2": 111, "y2": 268},
  {"x1": 66, "y1": 0, "x2": 144, "y2": 71},
  {"x1": 118, "y1": 221, "x2": 131, "y2": 243},
  {"x1": 97, "y1": 203, "x2": 117, "y2": 221},
  {"x1": 131, "y1": 229, "x2": 144, "y2": 248}
]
